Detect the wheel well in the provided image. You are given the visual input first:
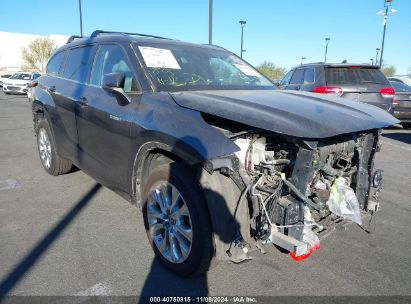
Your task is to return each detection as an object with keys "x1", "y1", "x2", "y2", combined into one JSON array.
[
  {"x1": 134, "y1": 148, "x2": 186, "y2": 206},
  {"x1": 32, "y1": 106, "x2": 45, "y2": 129}
]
